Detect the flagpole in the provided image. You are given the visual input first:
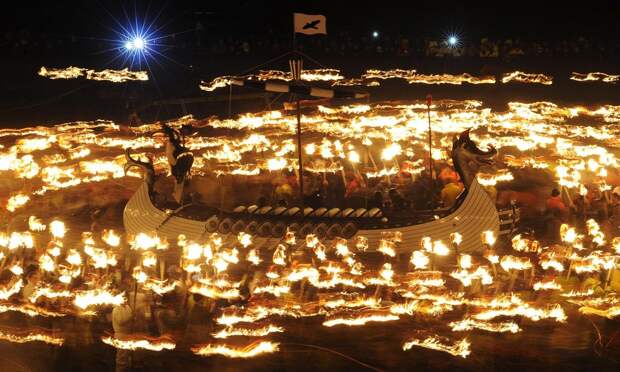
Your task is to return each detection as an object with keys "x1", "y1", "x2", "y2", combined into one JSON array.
[
  {"x1": 292, "y1": 13, "x2": 297, "y2": 54},
  {"x1": 296, "y1": 97, "x2": 304, "y2": 205},
  {"x1": 292, "y1": 14, "x2": 303, "y2": 205},
  {"x1": 291, "y1": 12, "x2": 330, "y2": 206}
]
